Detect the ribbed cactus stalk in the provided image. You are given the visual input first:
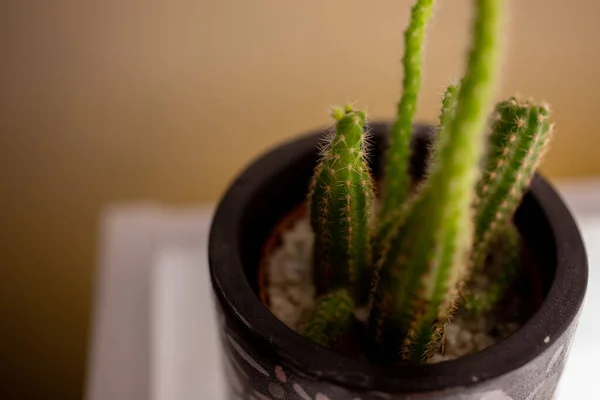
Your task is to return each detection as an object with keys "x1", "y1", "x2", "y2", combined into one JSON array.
[
  {"x1": 379, "y1": 0, "x2": 435, "y2": 220},
  {"x1": 302, "y1": 289, "x2": 354, "y2": 347},
  {"x1": 307, "y1": 105, "x2": 375, "y2": 304},
  {"x1": 465, "y1": 224, "x2": 521, "y2": 314},
  {"x1": 368, "y1": 0, "x2": 504, "y2": 362},
  {"x1": 470, "y1": 97, "x2": 554, "y2": 272},
  {"x1": 373, "y1": 83, "x2": 460, "y2": 262}
]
